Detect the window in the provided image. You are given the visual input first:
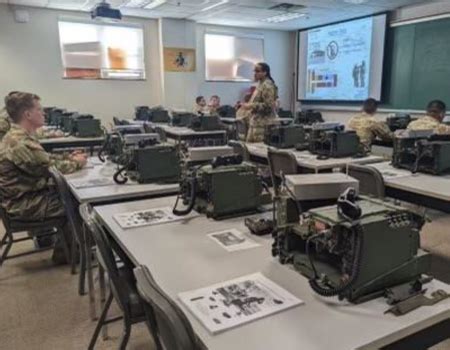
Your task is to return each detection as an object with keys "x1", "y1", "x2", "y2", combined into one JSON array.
[
  {"x1": 204, "y1": 33, "x2": 264, "y2": 82},
  {"x1": 58, "y1": 19, "x2": 145, "y2": 80}
]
